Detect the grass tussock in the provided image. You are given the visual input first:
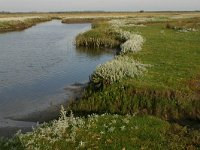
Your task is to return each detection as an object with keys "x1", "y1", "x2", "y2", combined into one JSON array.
[{"x1": 76, "y1": 22, "x2": 121, "y2": 48}]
